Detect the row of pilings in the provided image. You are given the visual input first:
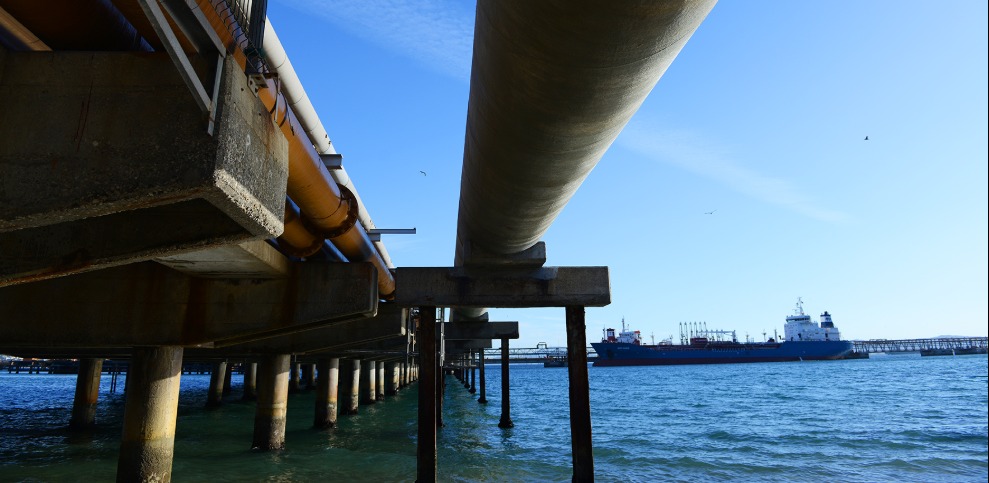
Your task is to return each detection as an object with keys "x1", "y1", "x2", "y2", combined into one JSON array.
[{"x1": 62, "y1": 352, "x2": 420, "y2": 481}]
